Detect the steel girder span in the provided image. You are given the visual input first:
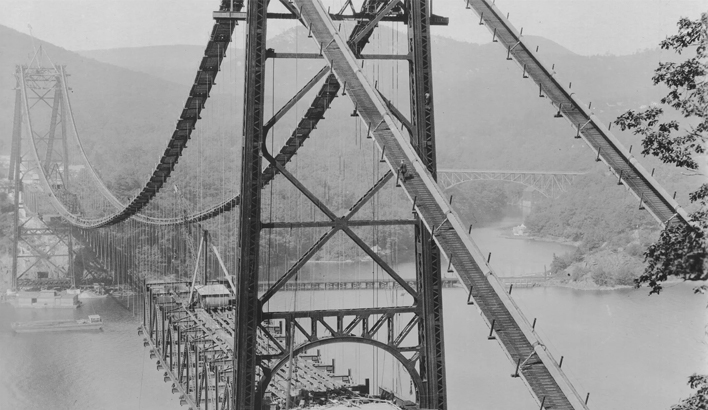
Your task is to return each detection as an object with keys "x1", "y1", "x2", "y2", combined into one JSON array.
[{"x1": 438, "y1": 169, "x2": 584, "y2": 198}]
